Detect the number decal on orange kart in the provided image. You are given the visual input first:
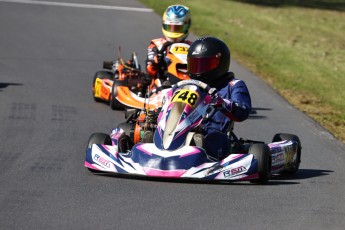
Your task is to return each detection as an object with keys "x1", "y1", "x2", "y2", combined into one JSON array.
[
  {"x1": 94, "y1": 78, "x2": 103, "y2": 98},
  {"x1": 171, "y1": 46, "x2": 189, "y2": 55},
  {"x1": 94, "y1": 78, "x2": 109, "y2": 99},
  {"x1": 171, "y1": 90, "x2": 199, "y2": 107}
]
